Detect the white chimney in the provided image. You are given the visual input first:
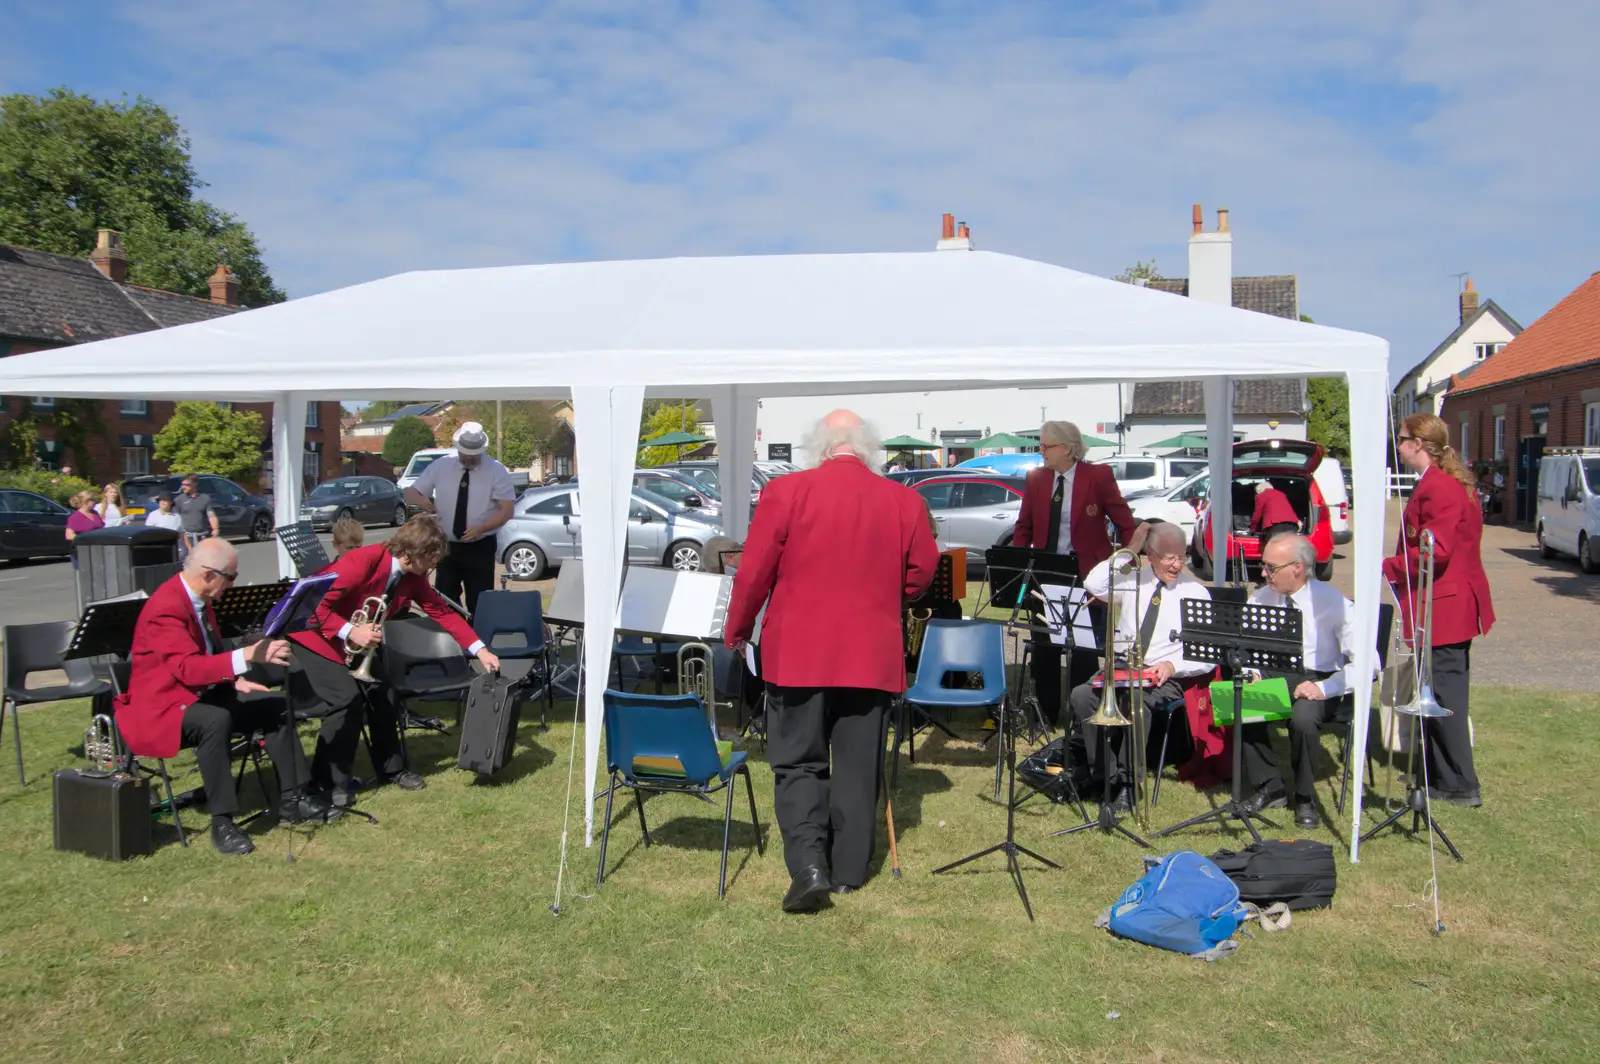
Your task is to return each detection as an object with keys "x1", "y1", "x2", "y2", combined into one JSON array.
[
  {"x1": 935, "y1": 213, "x2": 974, "y2": 251},
  {"x1": 1187, "y1": 204, "x2": 1232, "y2": 306}
]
